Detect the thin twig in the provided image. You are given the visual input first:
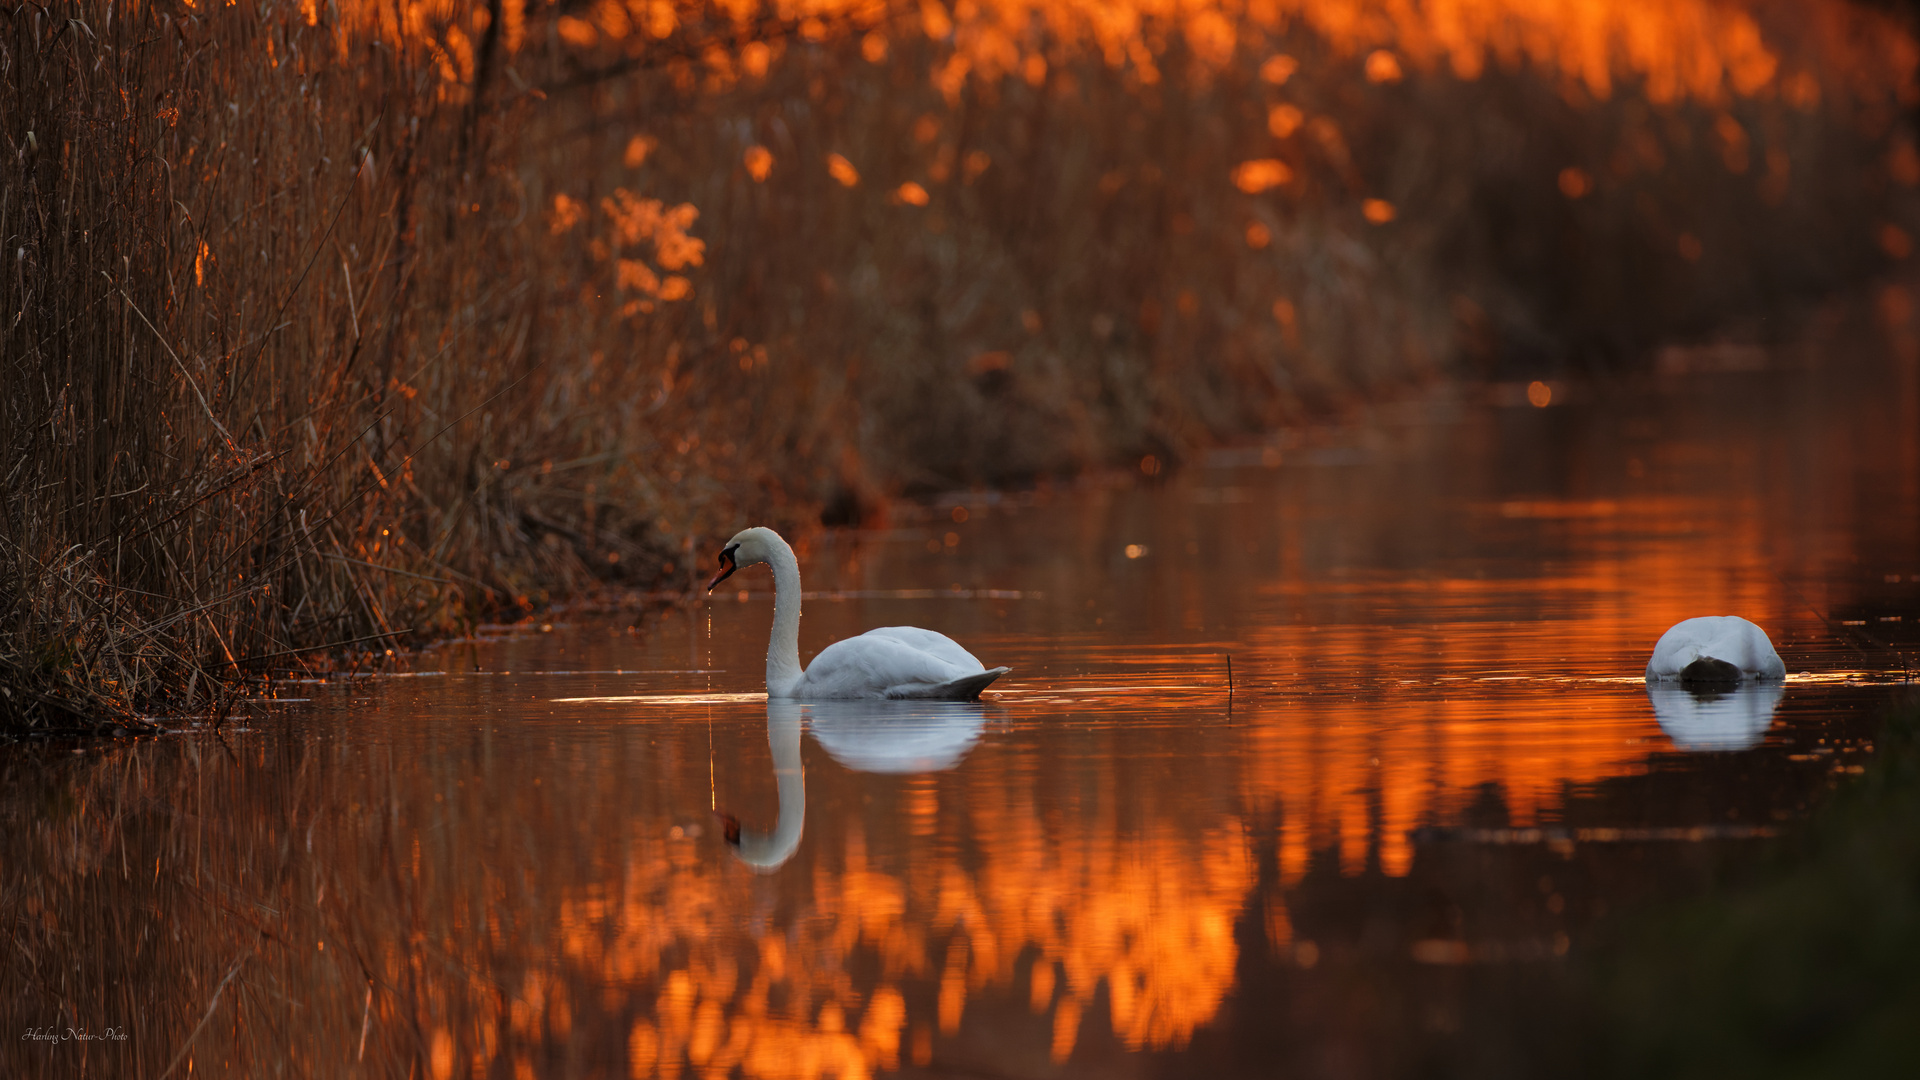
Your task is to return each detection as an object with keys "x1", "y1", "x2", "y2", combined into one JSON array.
[
  {"x1": 118, "y1": 288, "x2": 236, "y2": 451},
  {"x1": 234, "y1": 627, "x2": 414, "y2": 666},
  {"x1": 320, "y1": 552, "x2": 453, "y2": 584},
  {"x1": 244, "y1": 145, "x2": 376, "y2": 379},
  {"x1": 357, "y1": 983, "x2": 374, "y2": 1061},
  {"x1": 159, "y1": 949, "x2": 249, "y2": 1080}
]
